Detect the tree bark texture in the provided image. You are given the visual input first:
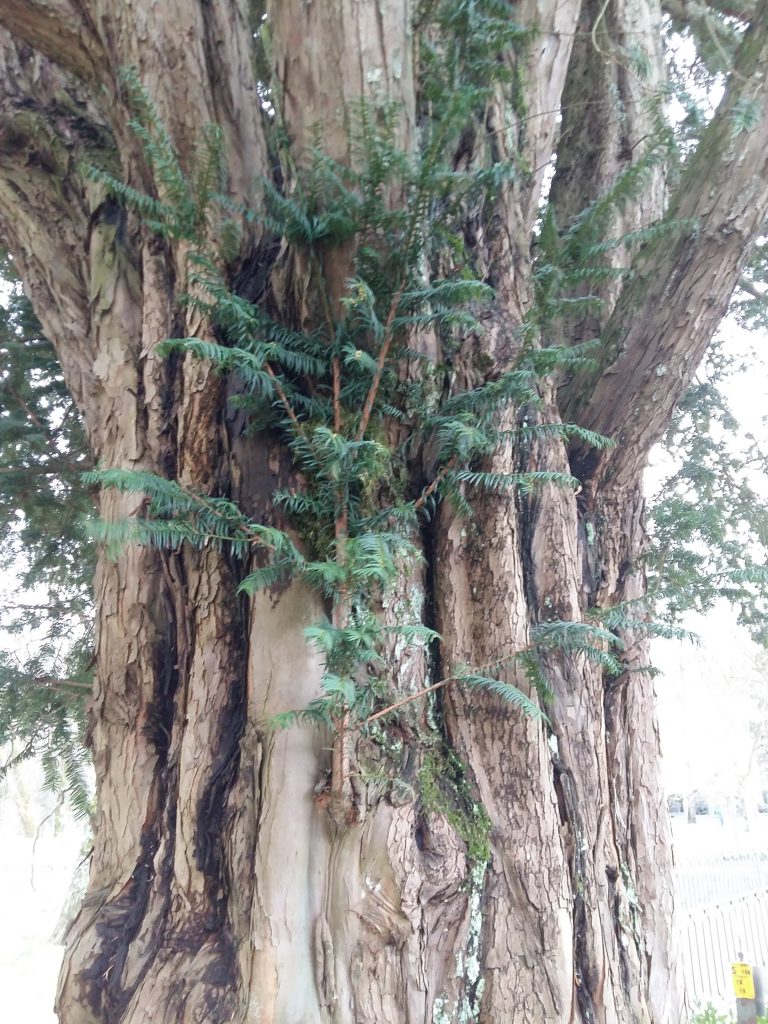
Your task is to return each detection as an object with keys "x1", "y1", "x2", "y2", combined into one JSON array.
[{"x1": 2, "y1": 3, "x2": 768, "y2": 1022}]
